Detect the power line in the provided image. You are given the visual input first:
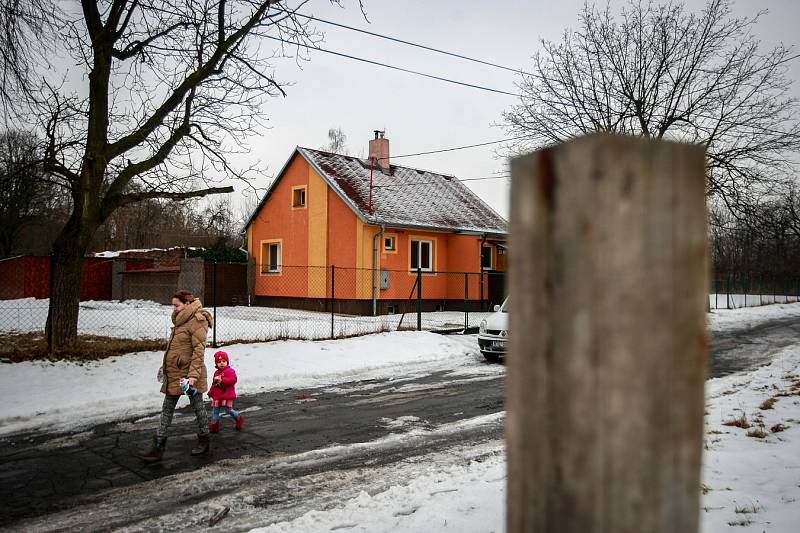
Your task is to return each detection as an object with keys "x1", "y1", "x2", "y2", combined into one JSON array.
[
  {"x1": 372, "y1": 174, "x2": 511, "y2": 188},
  {"x1": 282, "y1": 10, "x2": 528, "y2": 75},
  {"x1": 265, "y1": 35, "x2": 519, "y2": 97},
  {"x1": 391, "y1": 135, "x2": 533, "y2": 159}
]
